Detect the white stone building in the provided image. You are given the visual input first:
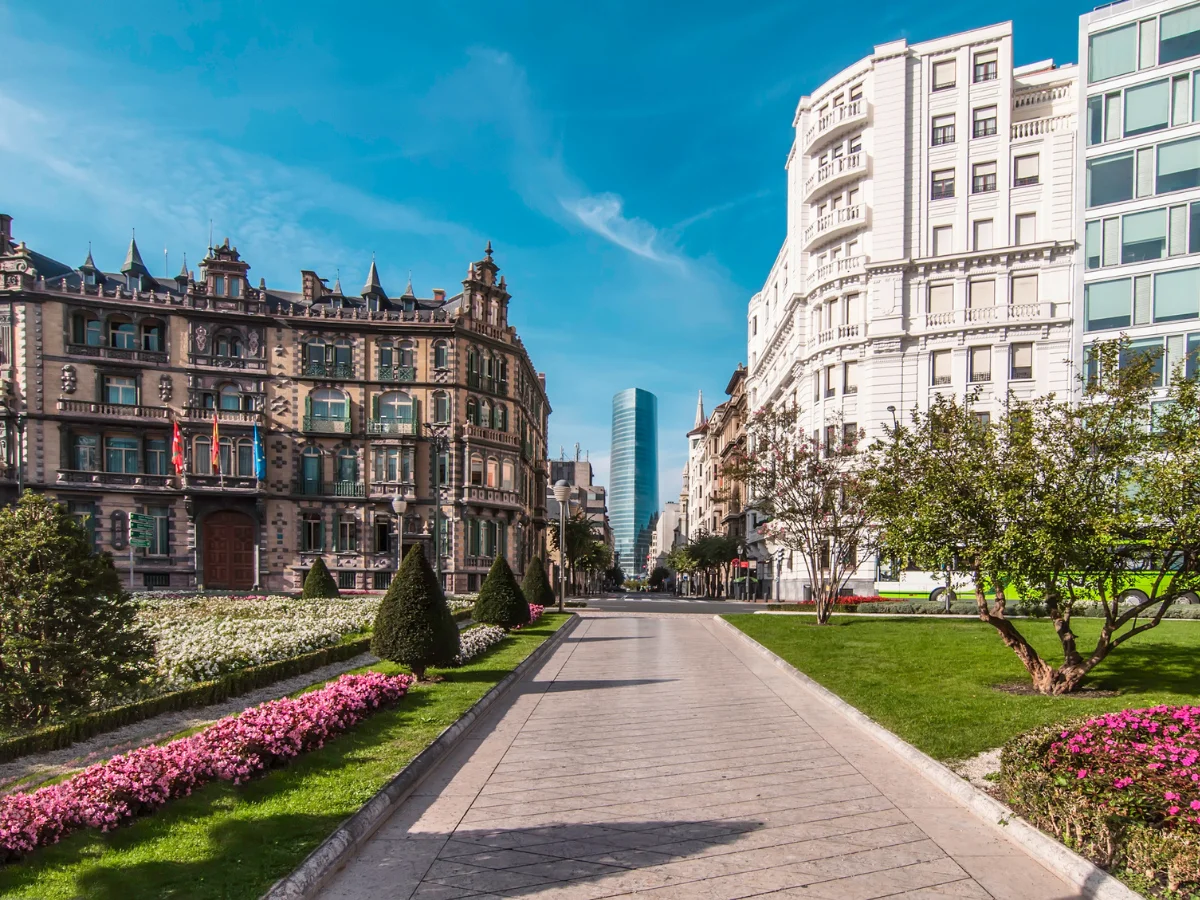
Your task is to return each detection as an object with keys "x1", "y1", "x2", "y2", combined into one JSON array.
[
  {"x1": 1080, "y1": 0, "x2": 1200, "y2": 399},
  {"x1": 747, "y1": 22, "x2": 1079, "y2": 601}
]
